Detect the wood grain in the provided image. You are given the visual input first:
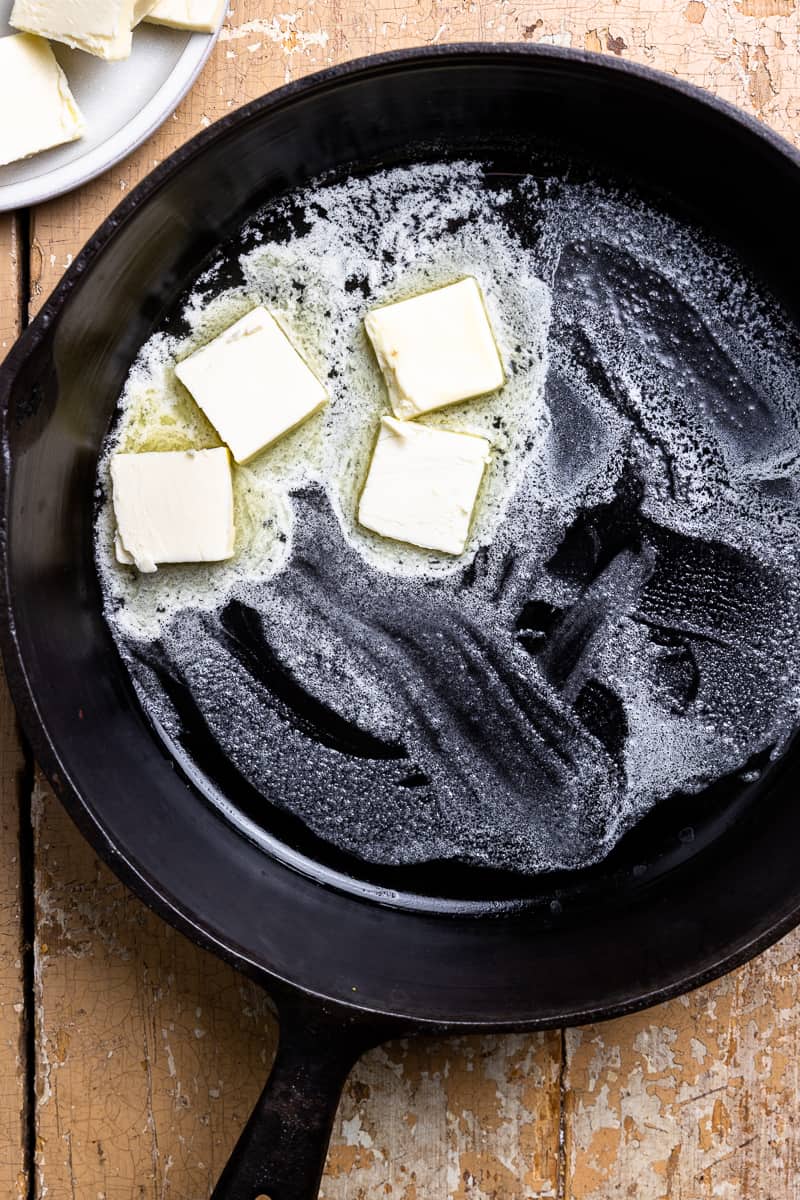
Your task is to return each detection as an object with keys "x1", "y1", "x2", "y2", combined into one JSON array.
[
  {"x1": 31, "y1": 783, "x2": 276, "y2": 1200},
  {"x1": 564, "y1": 930, "x2": 800, "y2": 1200},
  {"x1": 320, "y1": 1034, "x2": 562, "y2": 1200},
  {"x1": 13, "y1": 1, "x2": 800, "y2": 1198},
  {"x1": 0, "y1": 214, "x2": 29, "y2": 1200}
]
